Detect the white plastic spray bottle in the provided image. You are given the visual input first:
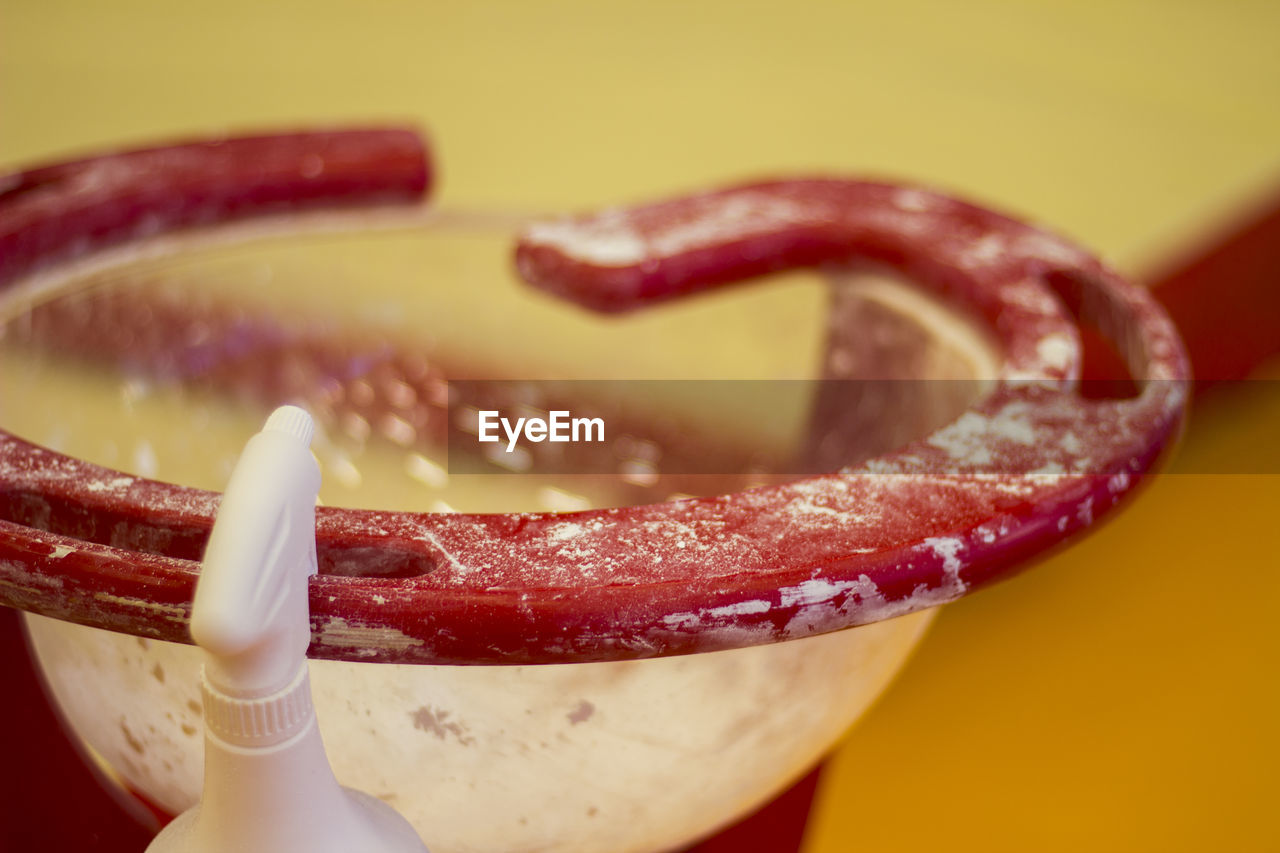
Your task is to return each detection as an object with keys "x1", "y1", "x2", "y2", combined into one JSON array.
[{"x1": 147, "y1": 405, "x2": 428, "y2": 853}]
